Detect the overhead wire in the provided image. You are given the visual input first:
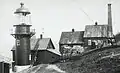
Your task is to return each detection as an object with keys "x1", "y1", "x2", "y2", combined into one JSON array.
[
  {"x1": 79, "y1": 7, "x2": 94, "y2": 23},
  {"x1": 112, "y1": 0, "x2": 119, "y2": 4},
  {"x1": 71, "y1": 0, "x2": 119, "y2": 24},
  {"x1": 71, "y1": 0, "x2": 94, "y2": 23},
  {"x1": 108, "y1": 0, "x2": 119, "y2": 4}
]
